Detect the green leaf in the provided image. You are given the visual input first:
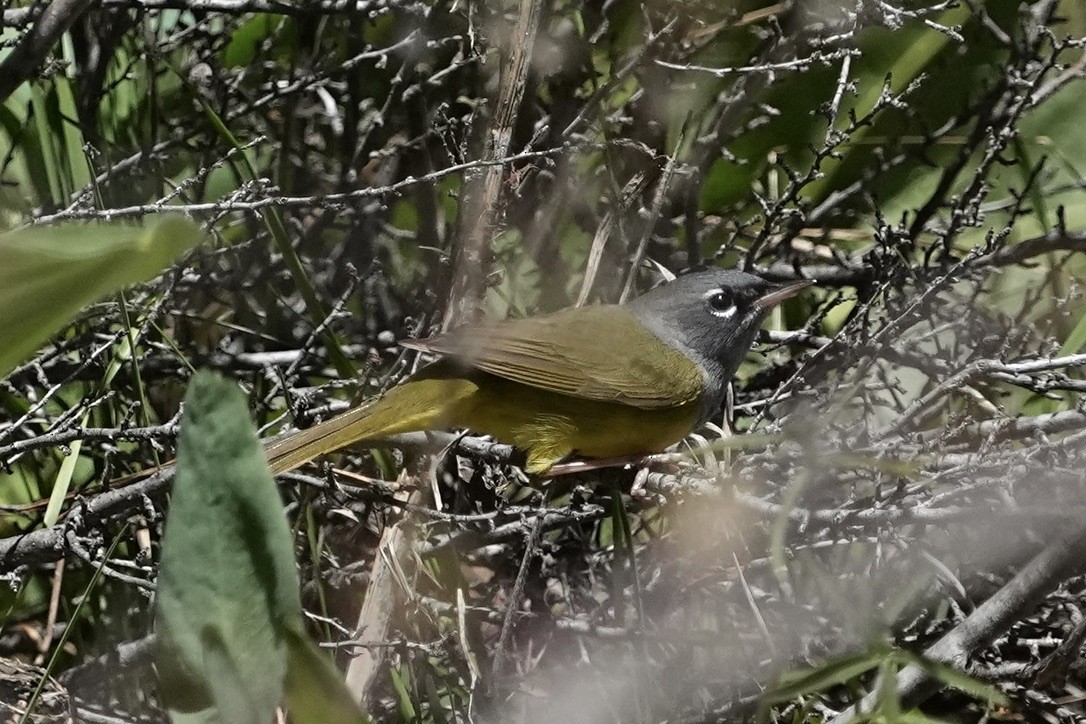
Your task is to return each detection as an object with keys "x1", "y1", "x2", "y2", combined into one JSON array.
[
  {"x1": 43, "y1": 327, "x2": 140, "y2": 527},
  {"x1": 0, "y1": 215, "x2": 202, "y2": 378},
  {"x1": 1059, "y1": 299, "x2": 1086, "y2": 356},
  {"x1": 892, "y1": 650, "x2": 1008, "y2": 706},
  {"x1": 764, "y1": 646, "x2": 888, "y2": 704},
  {"x1": 29, "y1": 85, "x2": 63, "y2": 205},
  {"x1": 222, "y1": 16, "x2": 277, "y2": 68},
  {"x1": 52, "y1": 77, "x2": 92, "y2": 193},
  {"x1": 155, "y1": 371, "x2": 302, "y2": 723},
  {"x1": 198, "y1": 627, "x2": 266, "y2": 724},
  {"x1": 283, "y1": 622, "x2": 371, "y2": 724},
  {"x1": 389, "y1": 666, "x2": 419, "y2": 722},
  {"x1": 876, "y1": 656, "x2": 901, "y2": 721}
]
